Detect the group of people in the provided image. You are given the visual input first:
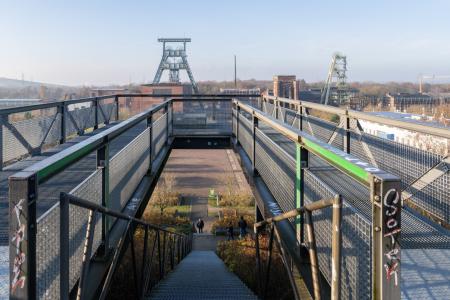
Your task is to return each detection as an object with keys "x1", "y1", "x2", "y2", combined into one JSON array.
[
  {"x1": 227, "y1": 216, "x2": 248, "y2": 240},
  {"x1": 195, "y1": 216, "x2": 248, "y2": 240}
]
